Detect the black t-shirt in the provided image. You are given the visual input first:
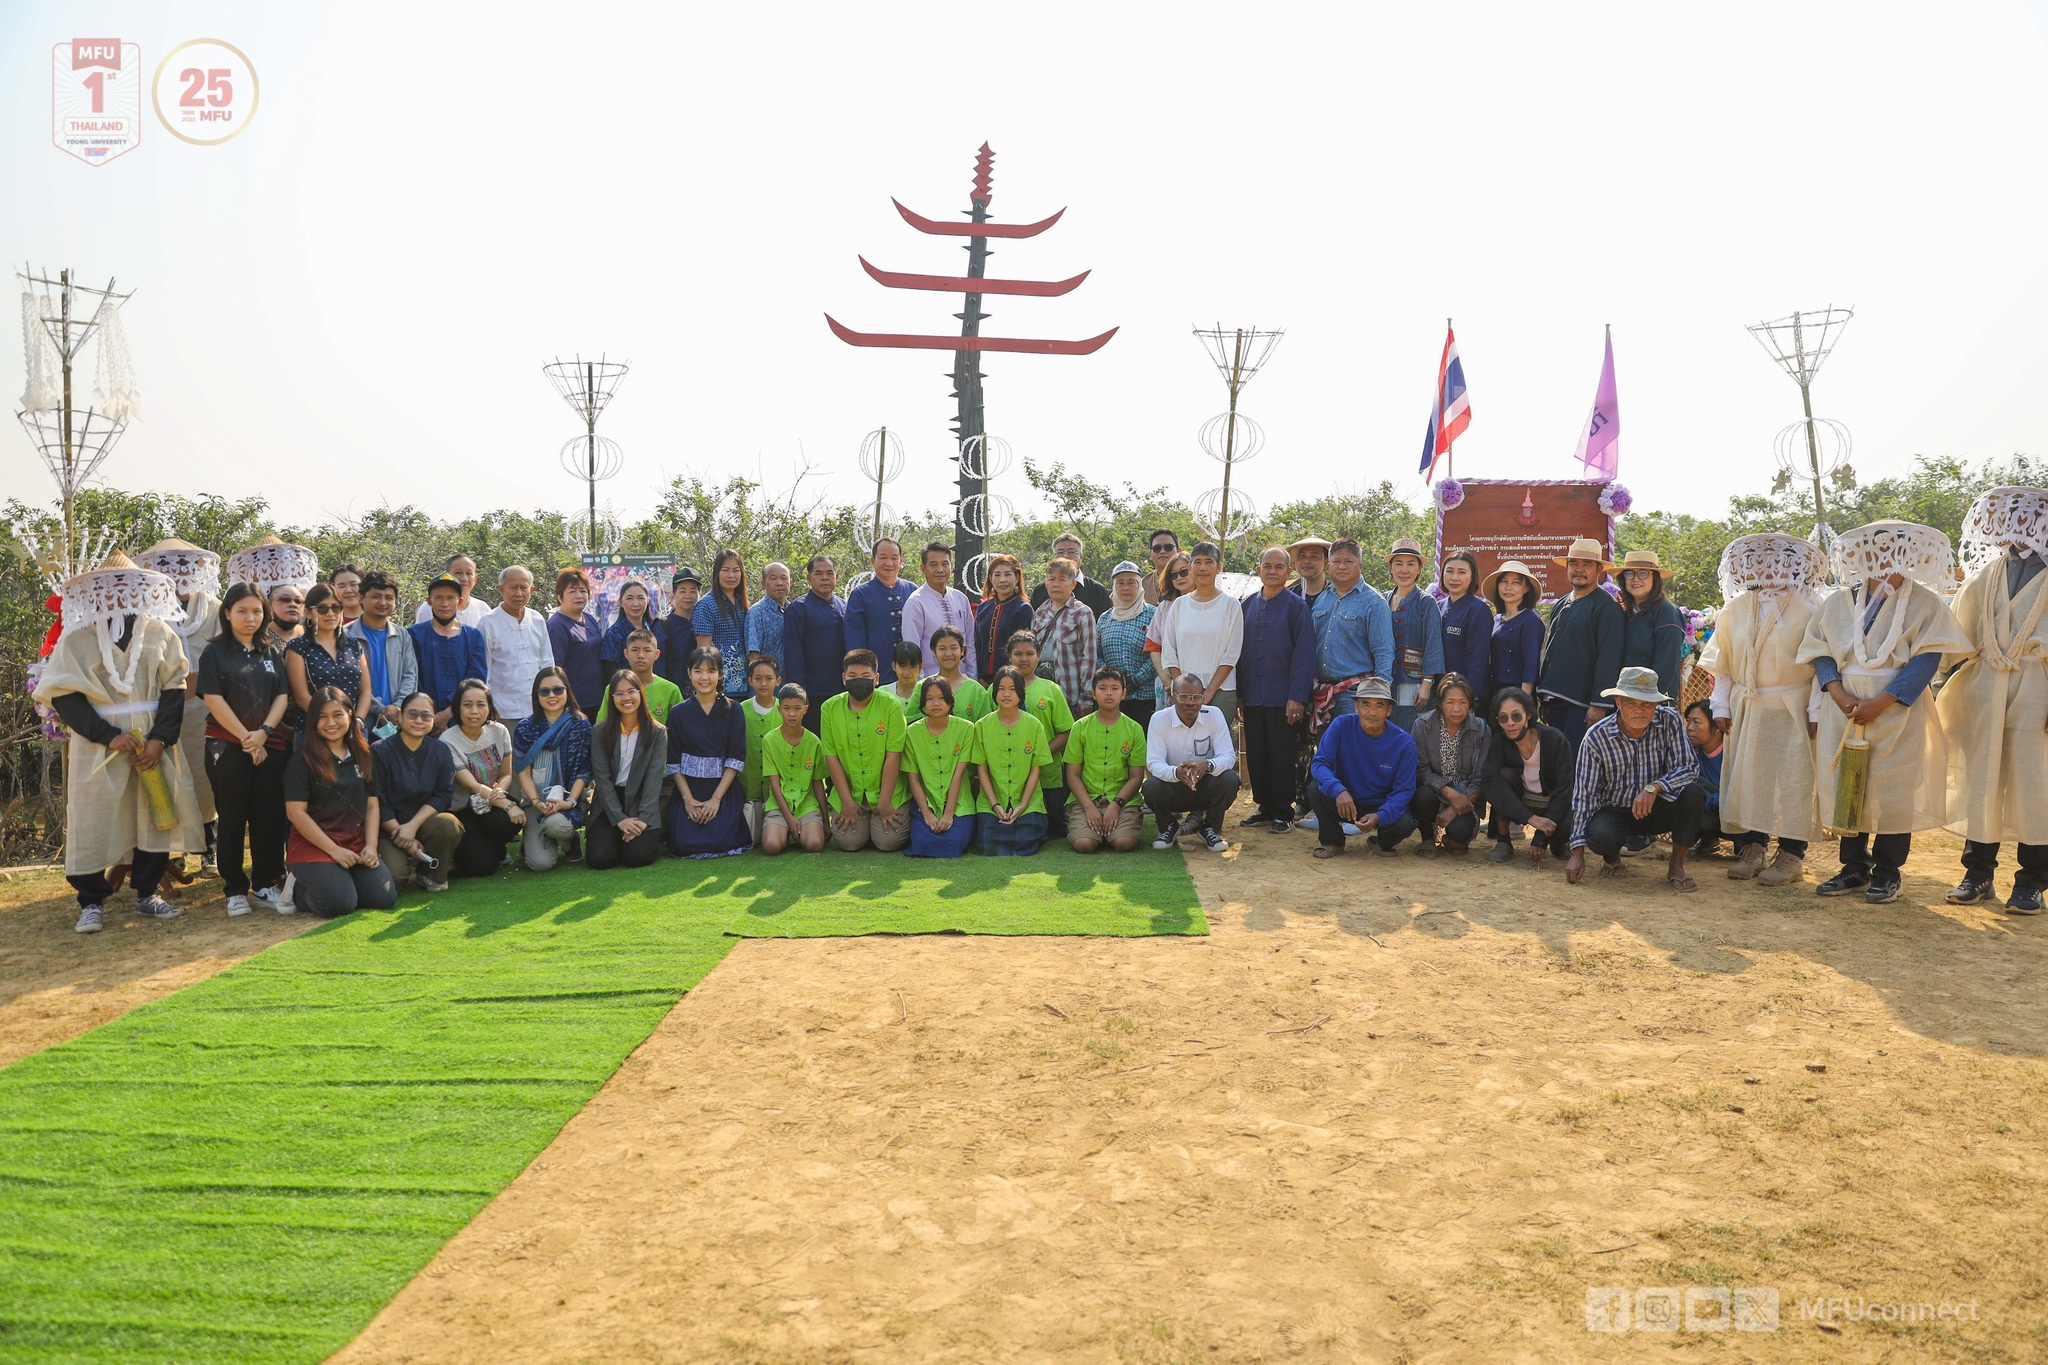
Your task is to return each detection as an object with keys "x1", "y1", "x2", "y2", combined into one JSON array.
[
  {"x1": 282, "y1": 747, "x2": 370, "y2": 862},
  {"x1": 199, "y1": 636, "x2": 287, "y2": 743},
  {"x1": 1030, "y1": 575, "x2": 1112, "y2": 616}
]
